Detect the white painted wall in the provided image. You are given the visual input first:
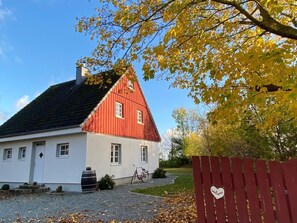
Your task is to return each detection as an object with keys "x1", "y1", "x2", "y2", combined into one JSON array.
[
  {"x1": 86, "y1": 133, "x2": 160, "y2": 181},
  {"x1": 0, "y1": 131, "x2": 160, "y2": 191},
  {"x1": 0, "y1": 132, "x2": 87, "y2": 191},
  {"x1": 41, "y1": 134, "x2": 87, "y2": 184},
  {"x1": 0, "y1": 140, "x2": 33, "y2": 182}
]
